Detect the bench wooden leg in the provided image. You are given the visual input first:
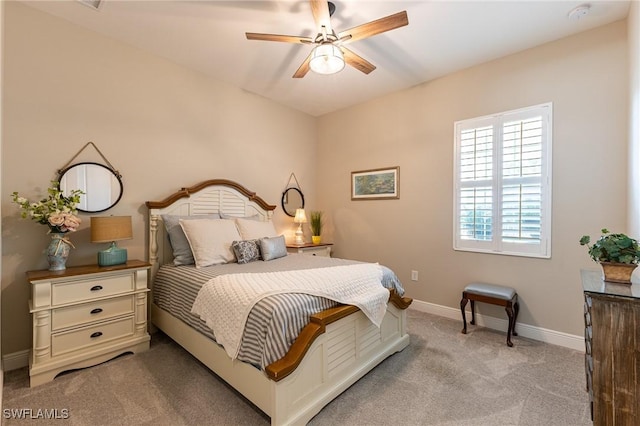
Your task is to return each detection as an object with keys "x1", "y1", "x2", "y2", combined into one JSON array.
[
  {"x1": 505, "y1": 302, "x2": 515, "y2": 347},
  {"x1": 470, "y1": 300, "x2": 476, "y2": 325},
  {"x1": 513, "y1": 299, "x2": 519, "y2": 336},
  {"x1": 460, "y1": 296, "x2": 468, "y2": 334}
]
